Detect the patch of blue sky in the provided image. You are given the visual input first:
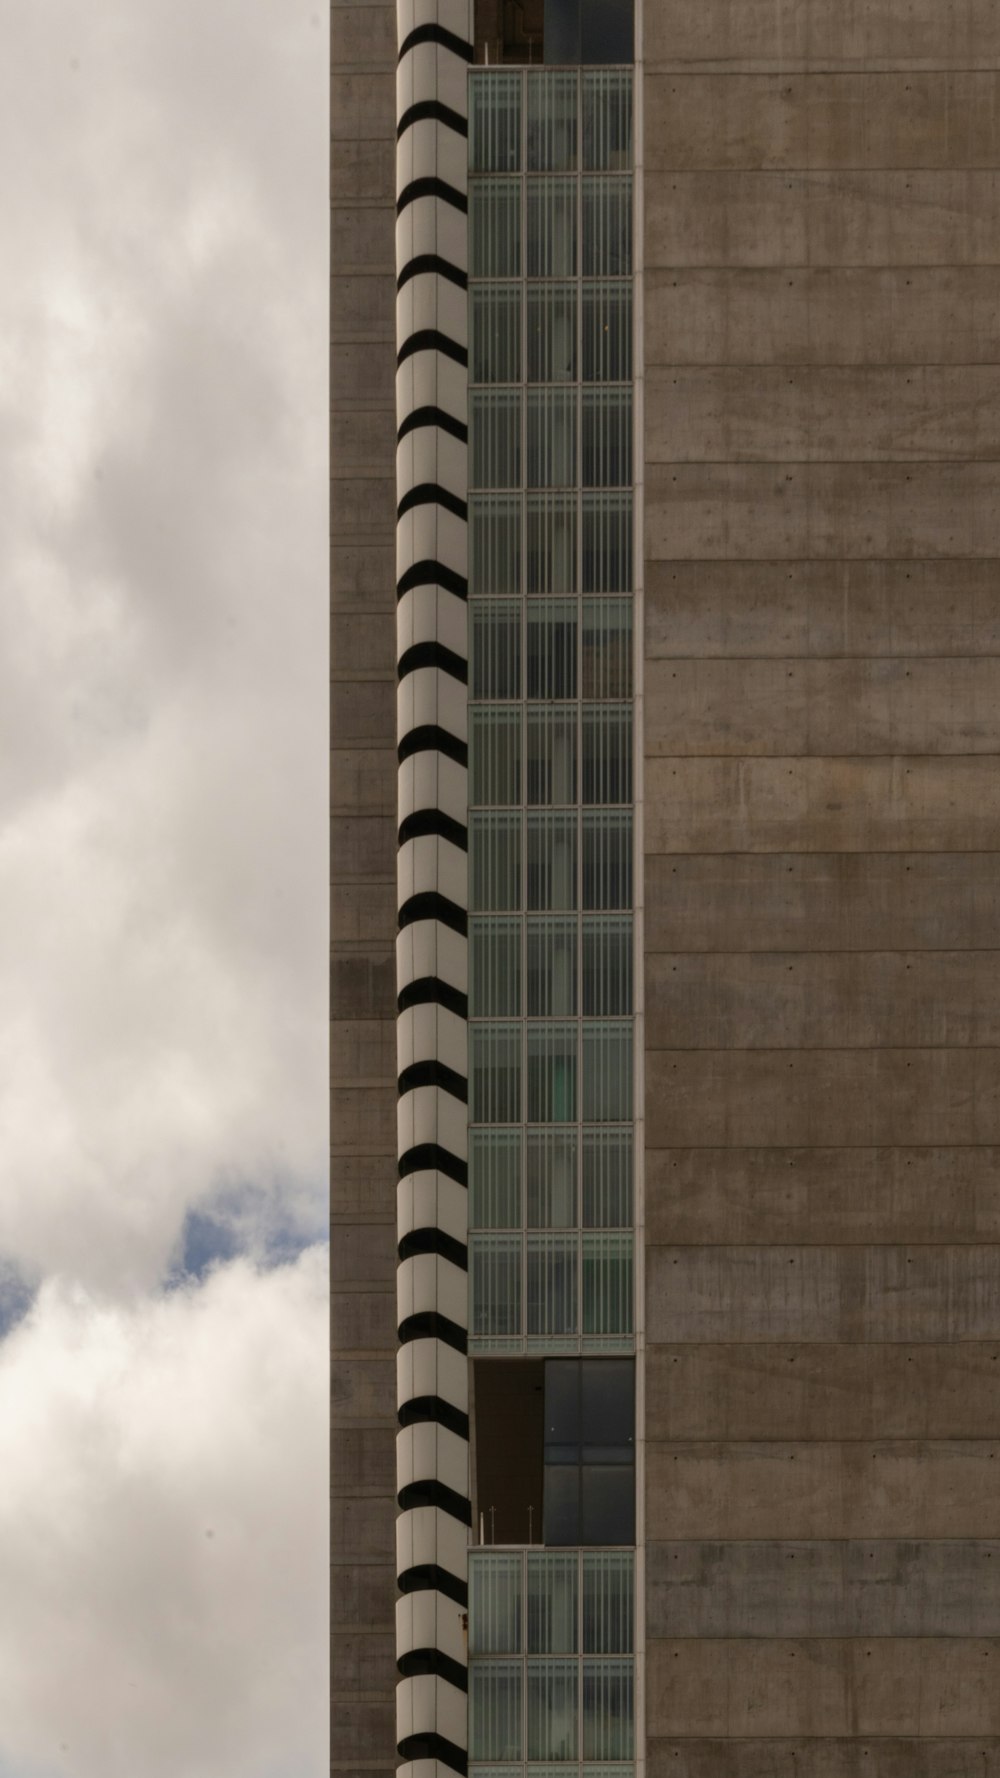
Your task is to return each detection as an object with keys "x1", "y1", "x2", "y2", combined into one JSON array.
[
  {"x1": 167, "y1": 1174, "x2": 328, "y2": 1288},
  {"x1": 0, "y1": 1258, "x2": 37, "y2": 1341}
]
